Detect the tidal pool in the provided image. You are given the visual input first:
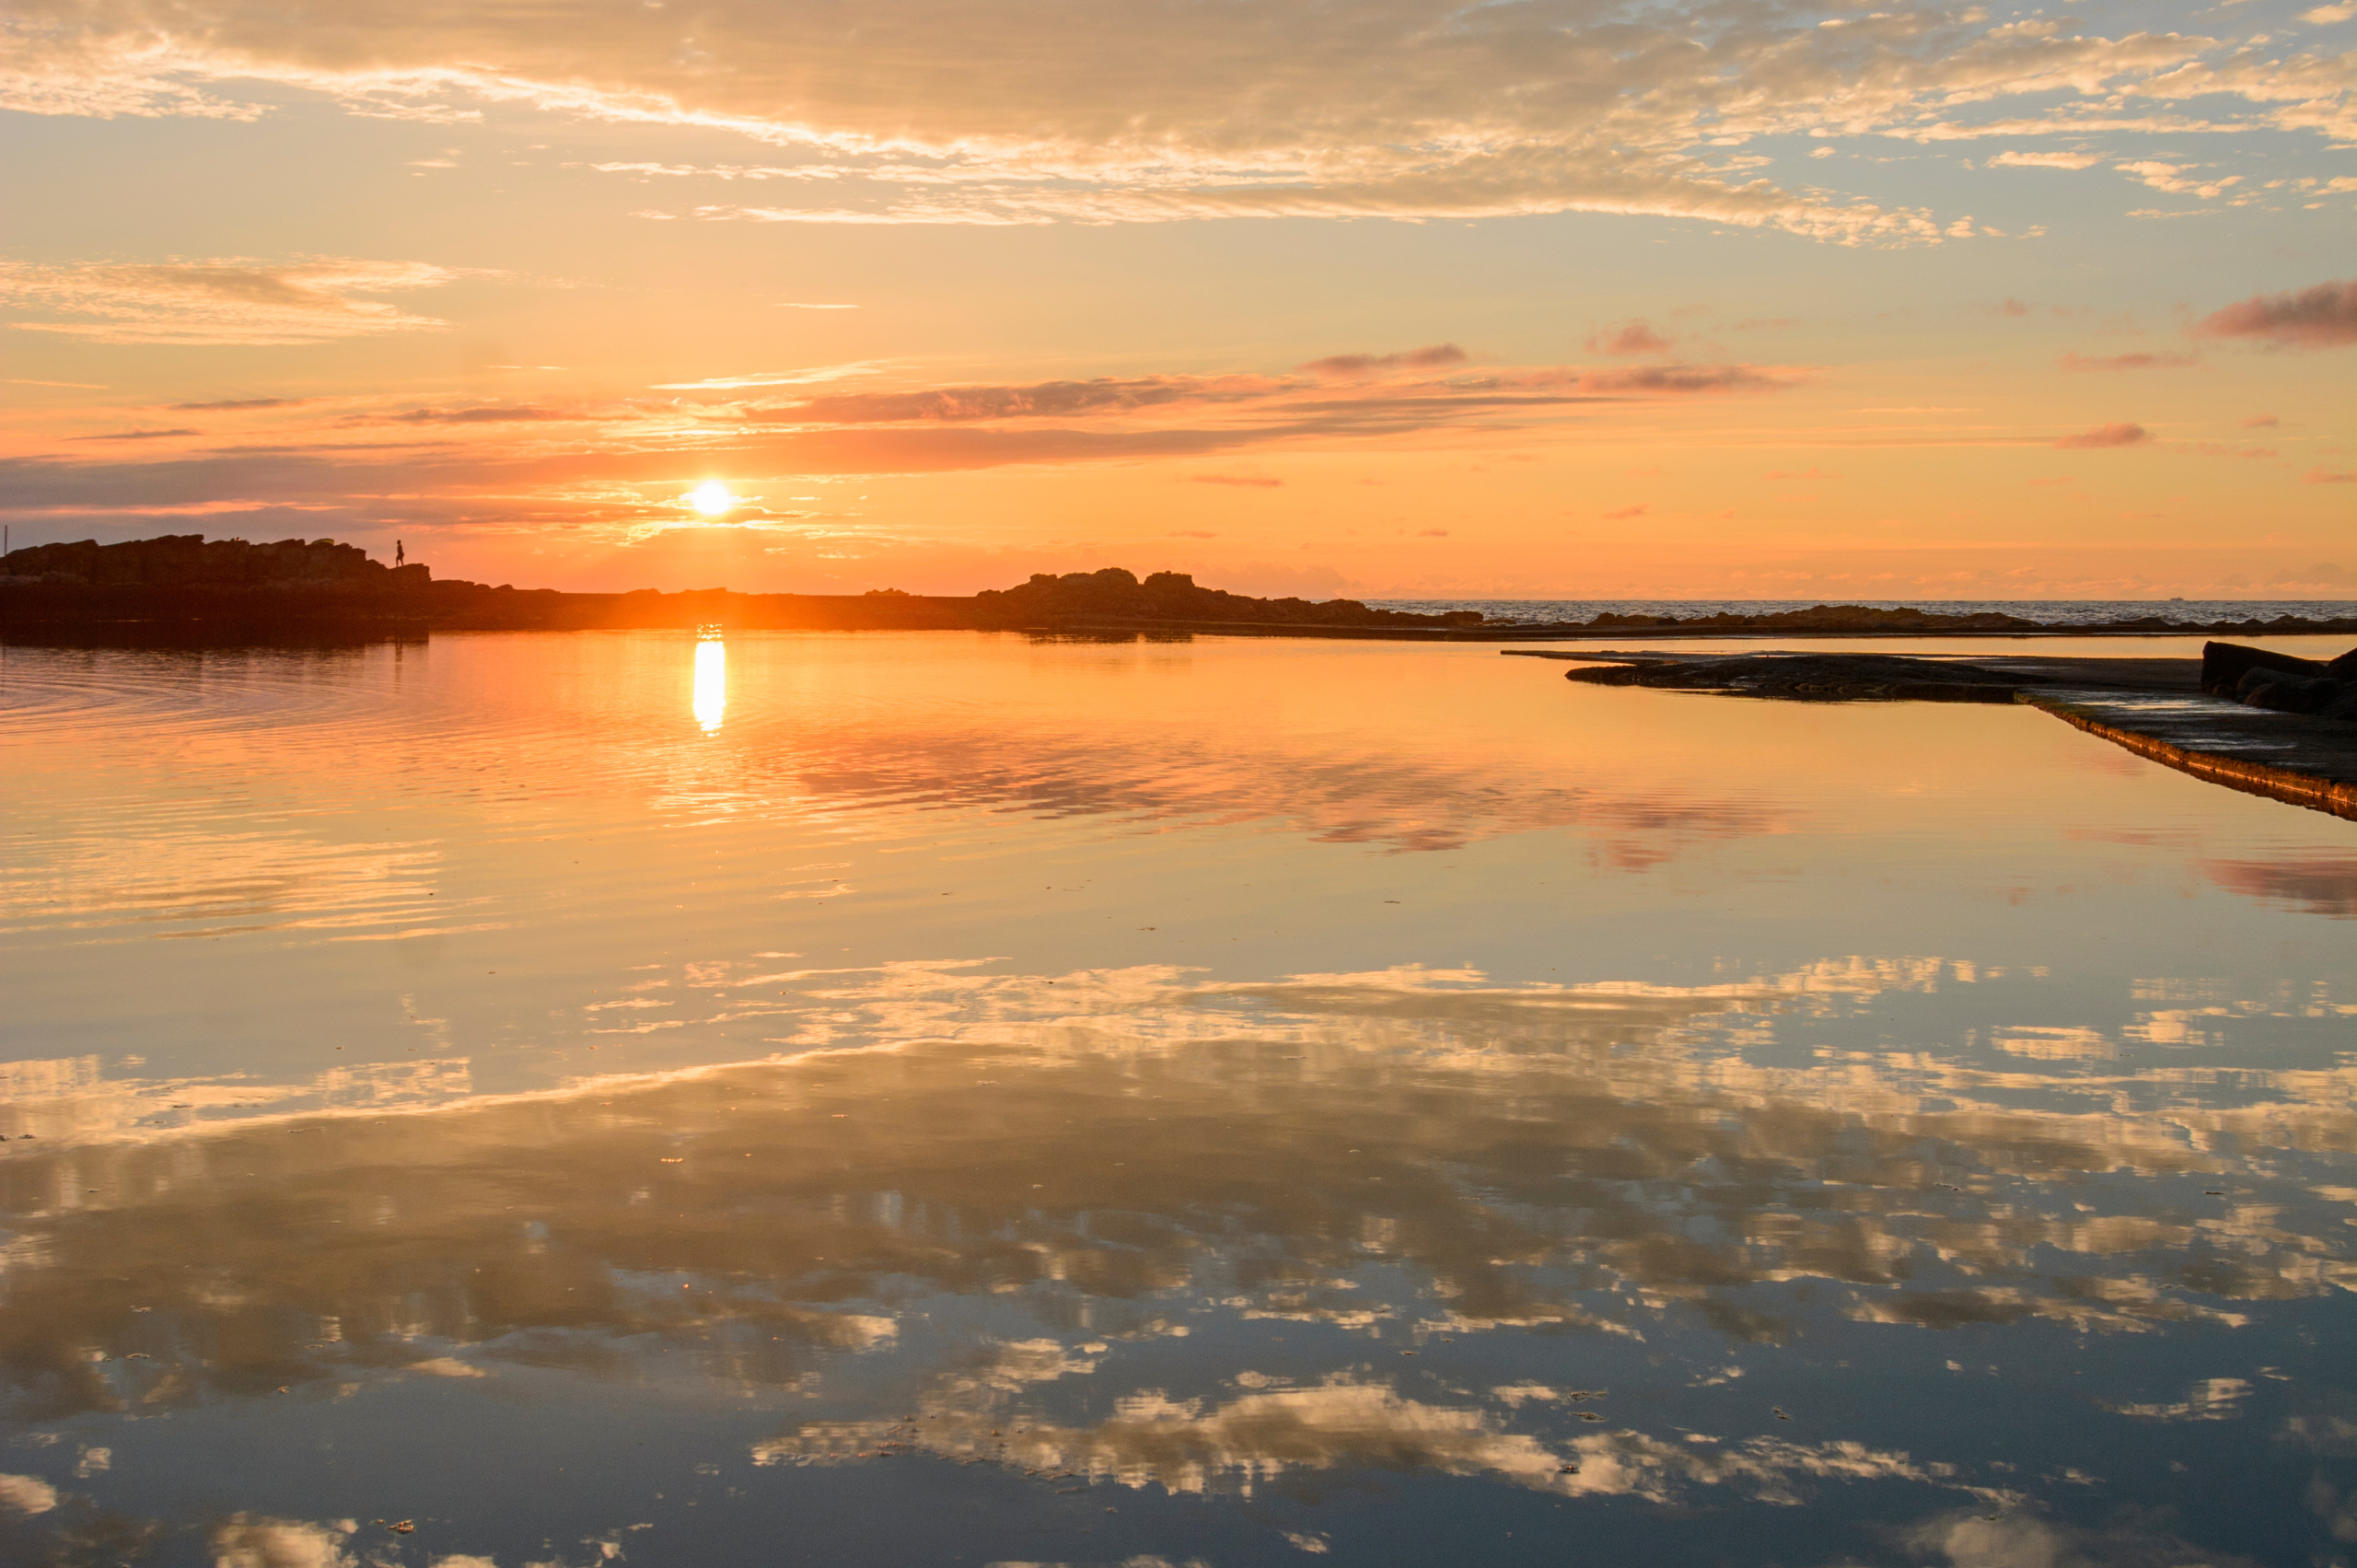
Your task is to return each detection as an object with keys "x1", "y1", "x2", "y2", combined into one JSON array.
[{"x1": 1, "y1": 631, "x2": 2351, "y2": 1568}]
